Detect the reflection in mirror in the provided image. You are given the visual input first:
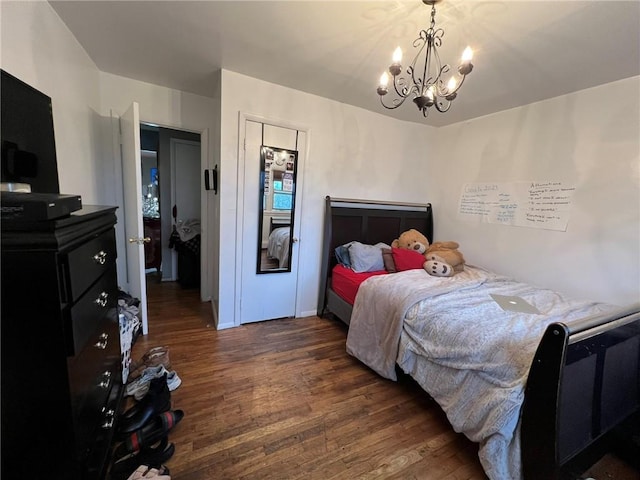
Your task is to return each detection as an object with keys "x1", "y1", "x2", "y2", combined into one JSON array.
[
  {"x1": 141, "y1": 151, "x2": 159, "y2": 218},
  {"x1": 257, "y1": 145, "x2": 298, "y2": 274},
  {"x1": 141, "y1": 149, "x2": 162, "y2": 278}
]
